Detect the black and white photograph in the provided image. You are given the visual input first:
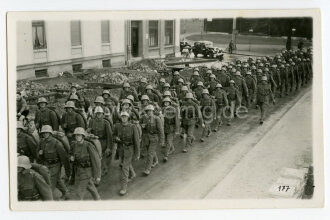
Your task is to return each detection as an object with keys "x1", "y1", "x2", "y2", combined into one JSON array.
[{"x1": 7, "y1": 9, "x2": 323, "y2": 210}]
